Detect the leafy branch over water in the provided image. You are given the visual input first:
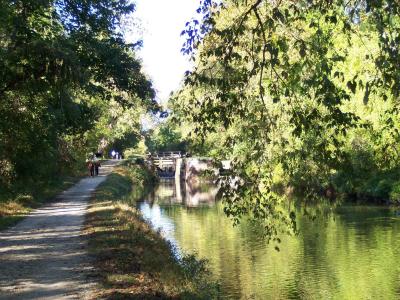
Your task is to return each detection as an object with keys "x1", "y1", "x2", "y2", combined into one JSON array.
[{"x1": 172, "y1": 0, "x2": 400, "y2": 240}]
